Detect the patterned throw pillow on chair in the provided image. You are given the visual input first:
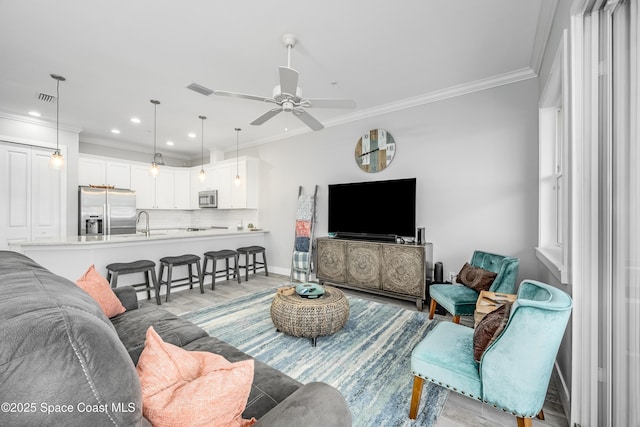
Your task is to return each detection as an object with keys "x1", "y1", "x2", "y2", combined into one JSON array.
[
  {"x1": 456, "y1": 262, "x2": 497, "y2": 292},
  {"x1": 472, "y1": 302, "x2": 512, "y2": 362}
]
